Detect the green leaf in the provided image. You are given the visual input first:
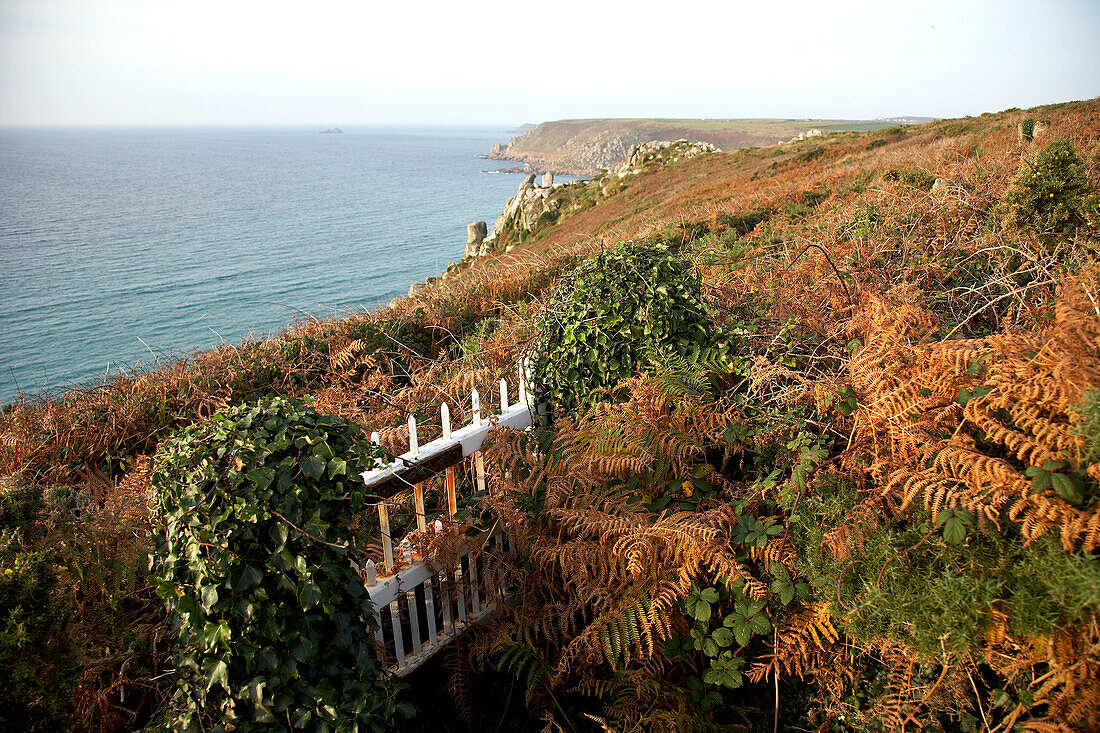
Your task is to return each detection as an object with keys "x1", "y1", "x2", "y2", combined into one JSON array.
[
  {"x1": 693, "y1": 600, "x2": 712, "y2": 623},
  {"x1": 700, "y1": 588, "x2": 719, "y2": 603},
  {"x1": 297, "y1": 581, "x2": 322, "y2": 611},
  {"x1": 712, "y1": 627, "x2": 733, "y2": 648},
  {"x1": 247, "y1": 676, "x2": 266, "y2": 706},
  {"x1": 943, "y1": 516, "x2": 967, "y2": 544},
  {"x1": 301, "y1": 455, "x2": 326, "y2": 481},
  {"x1": 200, "y1": 584, "x2": 219, "y2": 612},
  {"x1": 1050, "y1": 472, "x2": 1084, "y2": 504},
  {"x1": 327, "y1": 457, "x2": 347, "y2": 478},
  {"x1": 722, "y1": 670, "x2": 744, "y2": 689},
  {"x1": 750, "y1": 615, "x2": 772, "y2": 635},
  {"x1": 206, "y1": 659, "x2": 229, "y2": 691},
  {"x1": 239, "y1": 565, "x2": 262, "y2": 591}
]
